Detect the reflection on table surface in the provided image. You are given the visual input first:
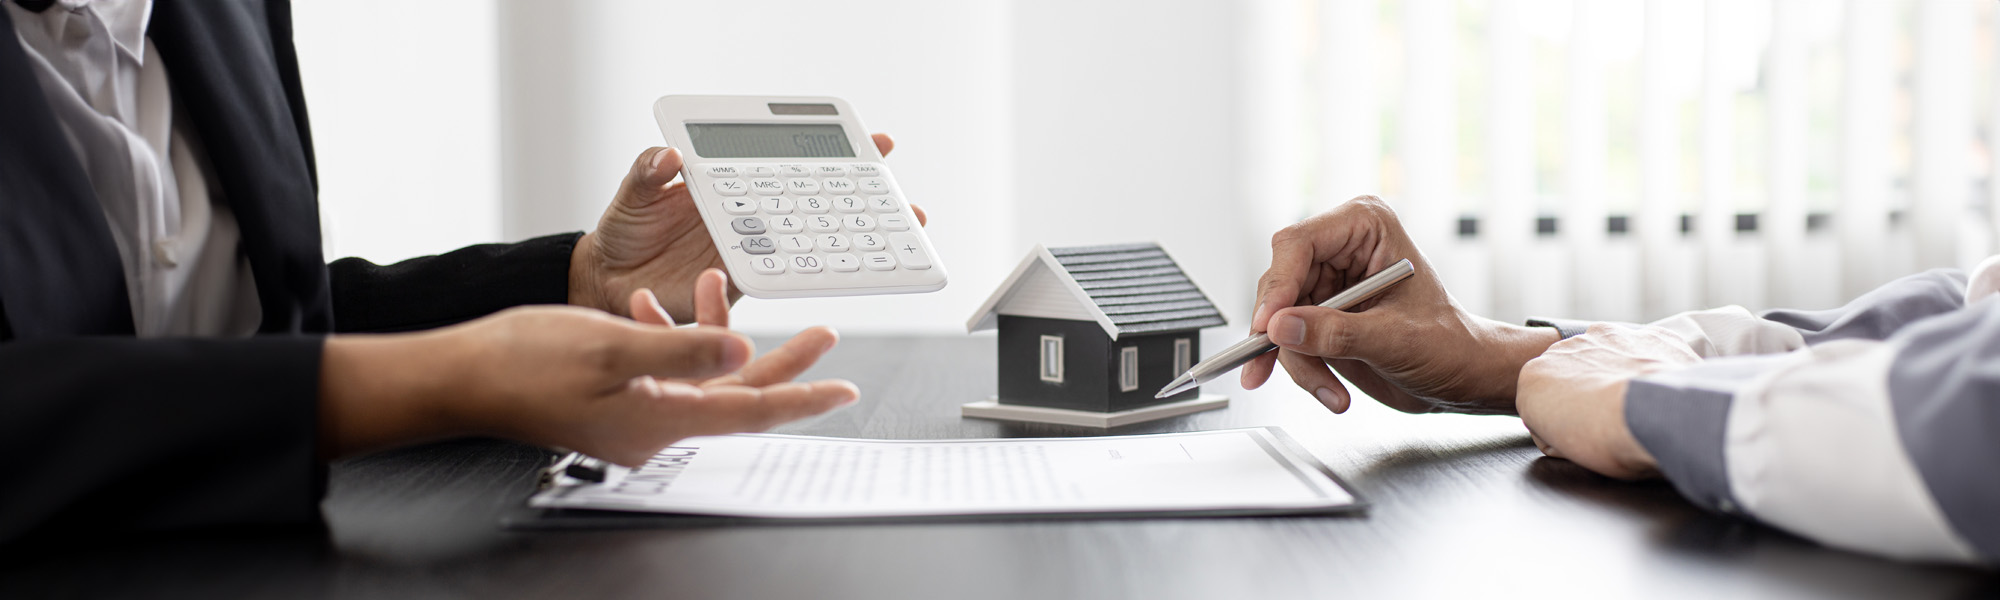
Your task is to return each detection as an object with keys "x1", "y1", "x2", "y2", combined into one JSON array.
[{"x1": 1, "y1": 334, "x2": 1993, "y2": 600}]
